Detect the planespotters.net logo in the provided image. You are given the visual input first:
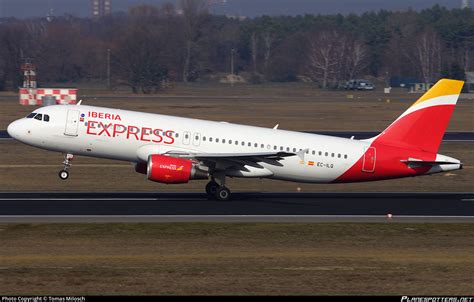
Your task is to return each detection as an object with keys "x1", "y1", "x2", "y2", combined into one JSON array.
[{"x1": 402, "y1": 297, "x2": 474, "y2": 302}]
